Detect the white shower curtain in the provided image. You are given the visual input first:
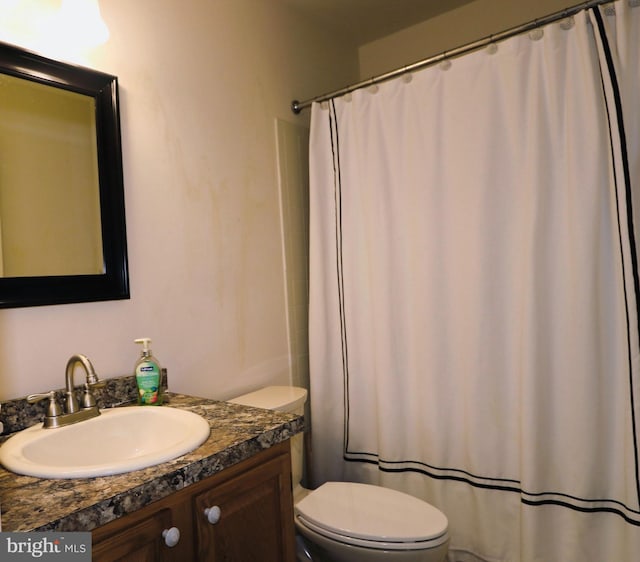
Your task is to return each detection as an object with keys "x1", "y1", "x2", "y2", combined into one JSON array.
[{"x1": 308, "y1": 3, "x2": 640, "y2": 561}]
